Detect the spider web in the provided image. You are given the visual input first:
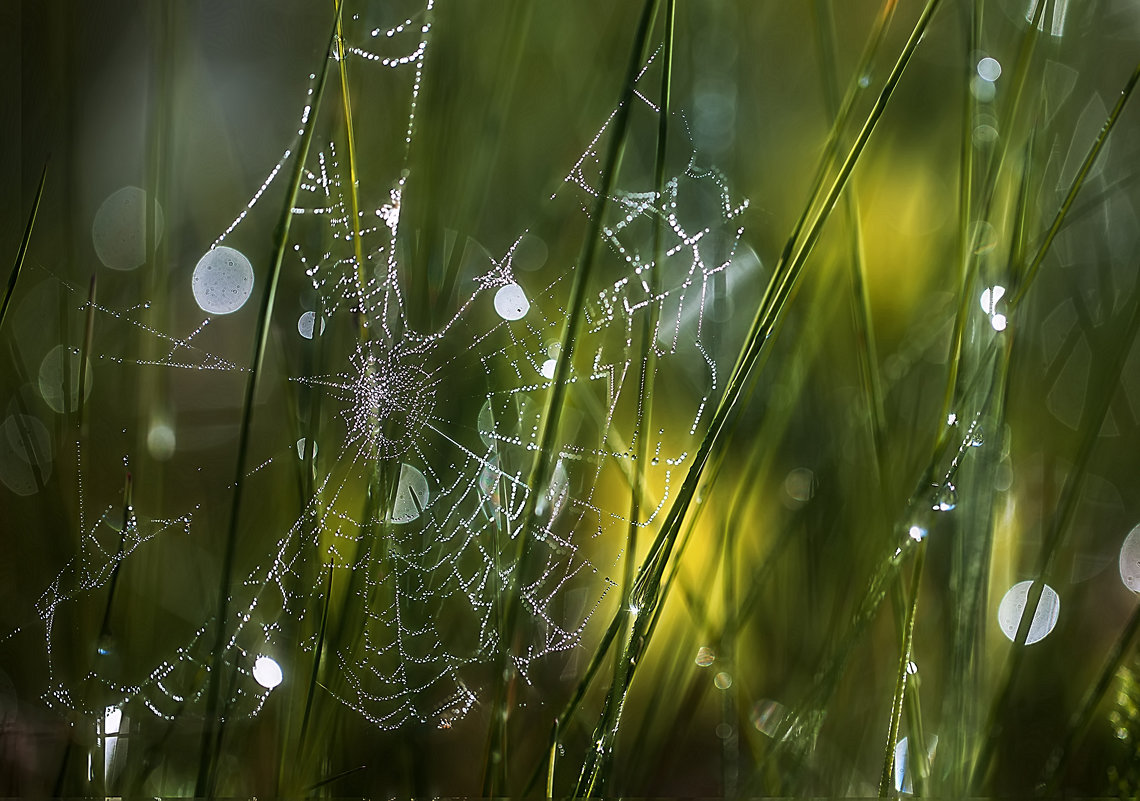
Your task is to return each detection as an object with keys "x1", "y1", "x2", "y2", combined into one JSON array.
[{"x1": 3, "y1": 2, "x2": 760, "y2": 733}]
